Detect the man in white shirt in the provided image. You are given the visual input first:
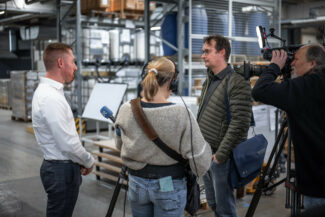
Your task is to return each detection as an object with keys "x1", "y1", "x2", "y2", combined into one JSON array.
[{"x1": 32, "y1": 42, "x2": 95, "y2": 217}]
